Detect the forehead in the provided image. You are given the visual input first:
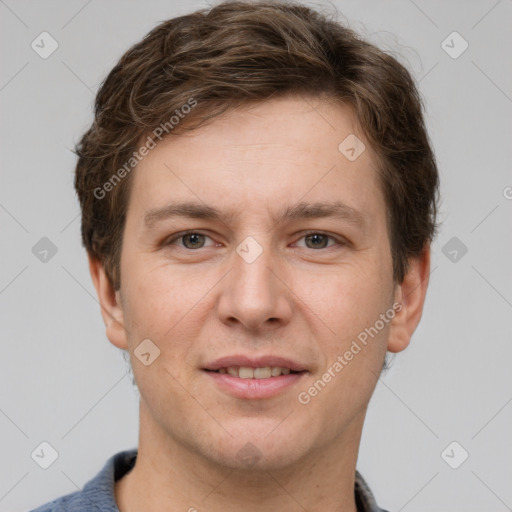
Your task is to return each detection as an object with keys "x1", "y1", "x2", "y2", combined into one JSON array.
[{"x1": 127, "y1": 95, "x2": 386, "y2": 227}]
